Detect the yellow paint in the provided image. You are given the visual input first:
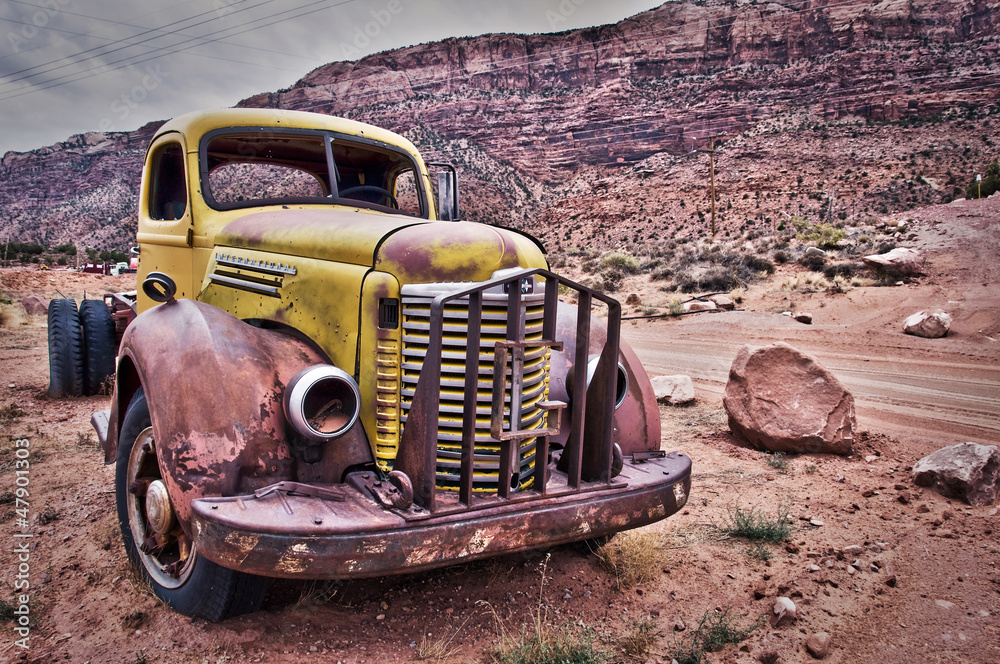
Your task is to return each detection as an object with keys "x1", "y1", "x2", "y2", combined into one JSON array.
[{"x1": 137, "y1": 108, "x2": 435, "y2": 314}]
